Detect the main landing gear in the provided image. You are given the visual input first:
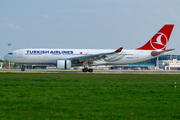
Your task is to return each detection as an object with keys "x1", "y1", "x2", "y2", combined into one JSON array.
[
  {"x1": 82, "y1": 67, "x2": 93, "y2": 72},
  {"x1": 82, "y1": 61, "x2": 93, "y2": 72}
]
